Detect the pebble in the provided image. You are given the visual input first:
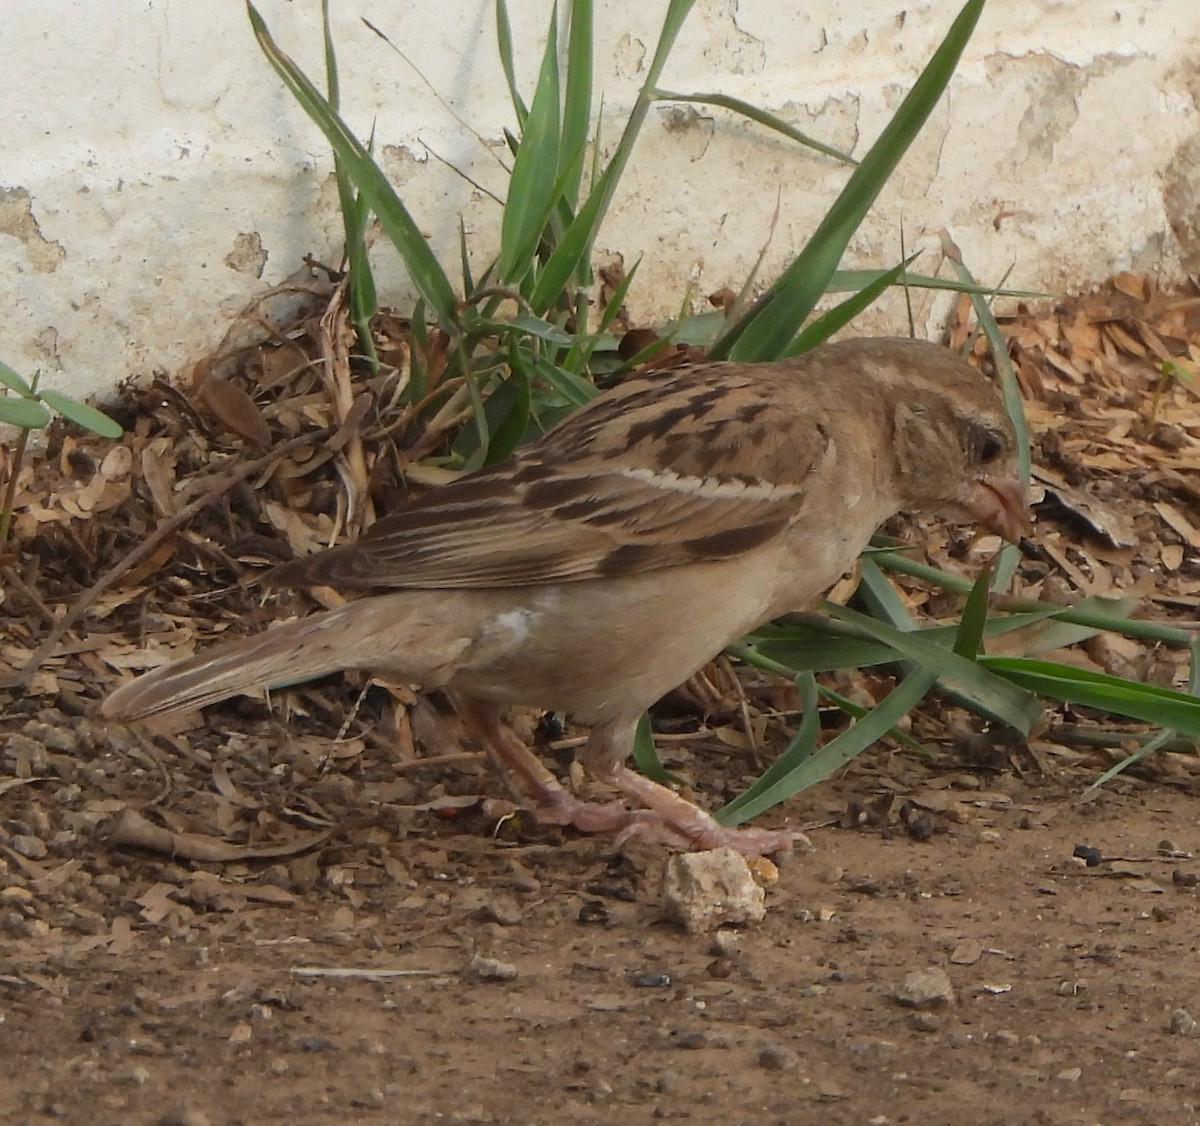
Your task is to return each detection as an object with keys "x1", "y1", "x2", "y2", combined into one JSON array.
[
  {"x1": 709, "y1": 929, "x2": 742, "y2": 958},
  {"x1": 21, "y1": 720, "x2": 78, "y2": 752},
  {"x1": 228, "y1": 1021, "x2": 253, "y2": 1045},
  {"x1": 950, "y1": 941, "x2": 982, "y2": 966},
  {"x1": 577, "y1": 900, "x2": 609, "y2": 926},
  {"x1": 463, "y1": 953, "x2": 518, "y2": 982},
  {"x1": 3, "y1": 733, "x2": 46, "y2": 762},
  {"x1": 654, "y1": 1070, "x2": 680, "y2": 1094},
  {"x1": 1169, "y1": 1008, "x2": 1196, "y2": 1035},
  {"x1": 706, "y1": 957, "x2": 734, "y2": 979},
  {"x1": 894, "y1": 967, "x2": 955, "y2": 1010},
  {"x1": 662, "y1": 848, "x2": 766, "y2": 933},
  {"x1": 465, "y1": 893, "x2": 523, "y2": 926},
  {"x1": 631, "y1": 971, "x2": 671, "y2": 989},
  {"x1": 10, "y1": 835, "x2": 48, "y2": 860},
  {"x1": 156, "y1": 1110, "x2": 212, "y2": 1126},
  {"x1": 671, "y1": 1030, "x2": 729, "y2": 1050},
  {"x1": 907, "y1": 1012, "x2": 941, "y2": 1032},
  {"x1": 757, "y1": 1043, "x2": 800, "y2": 1071}
]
